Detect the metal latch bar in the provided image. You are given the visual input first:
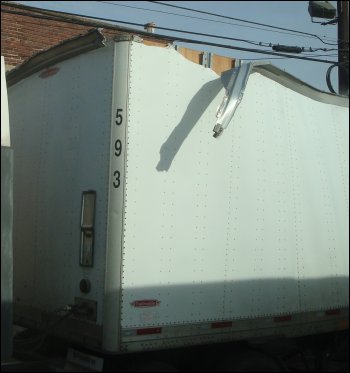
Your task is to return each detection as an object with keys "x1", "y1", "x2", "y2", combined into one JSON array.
[{"x1": 213, "y1": 62, "x2": 253, "y2": 137}]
